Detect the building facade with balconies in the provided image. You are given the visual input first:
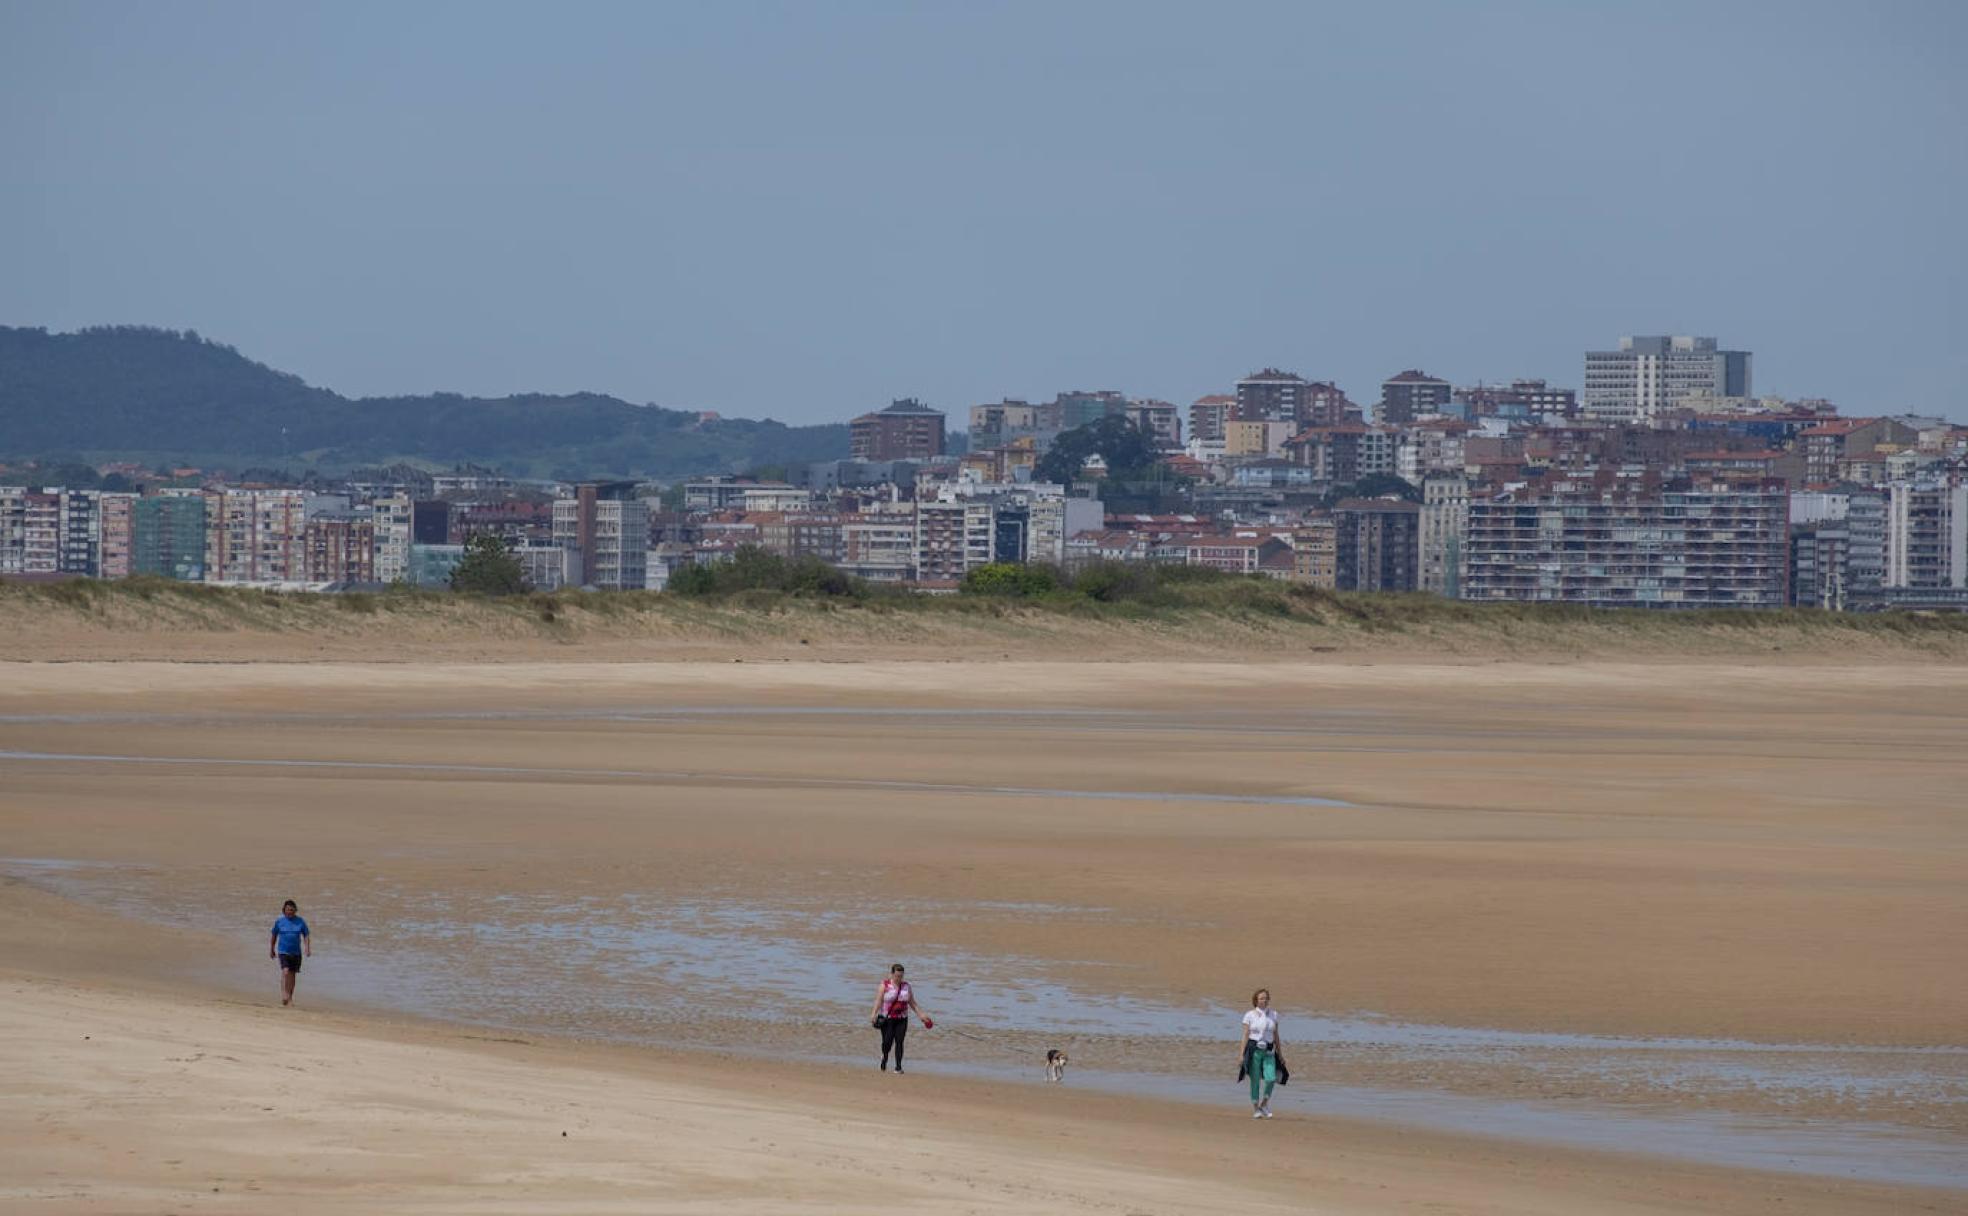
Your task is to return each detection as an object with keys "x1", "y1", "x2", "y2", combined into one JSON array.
[{"x1": 1463, "y1": 479, "x2": 1789, "y2": 608}]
